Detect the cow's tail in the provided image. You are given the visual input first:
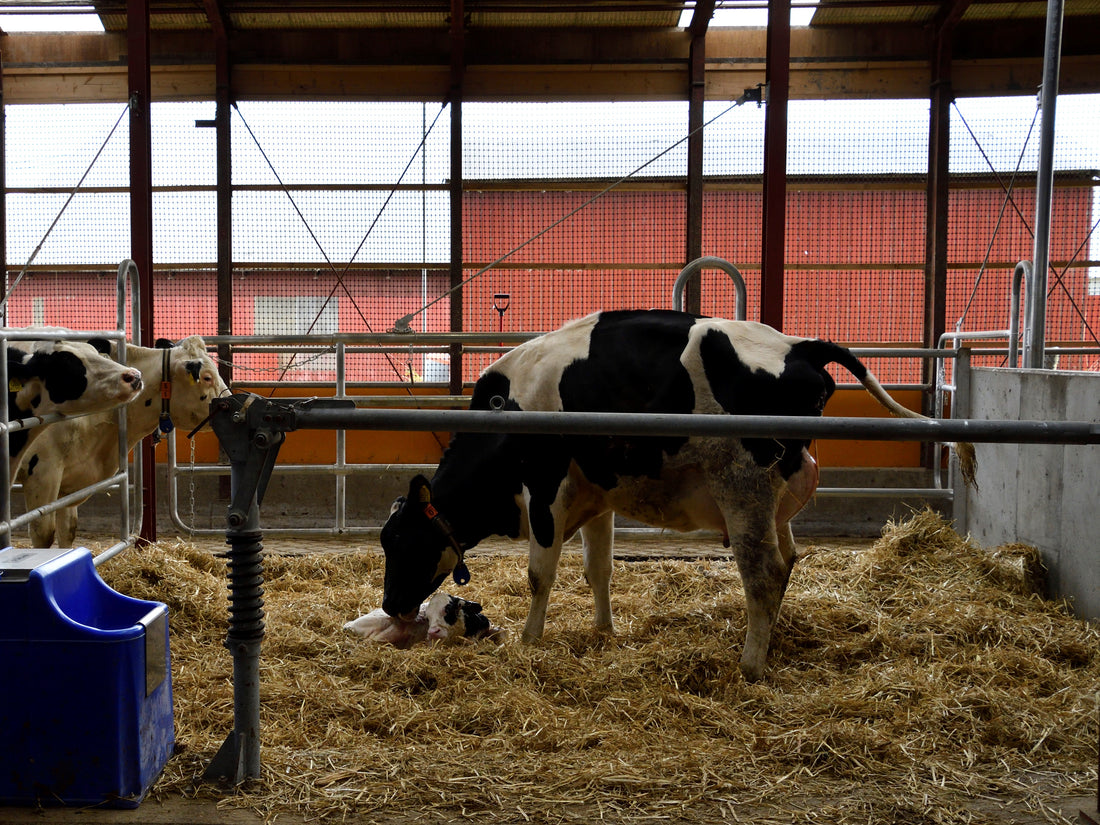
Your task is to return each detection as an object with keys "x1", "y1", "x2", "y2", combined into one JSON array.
[{"x1": 811, "y1": 340, "x2": 977, "y2": 489}]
